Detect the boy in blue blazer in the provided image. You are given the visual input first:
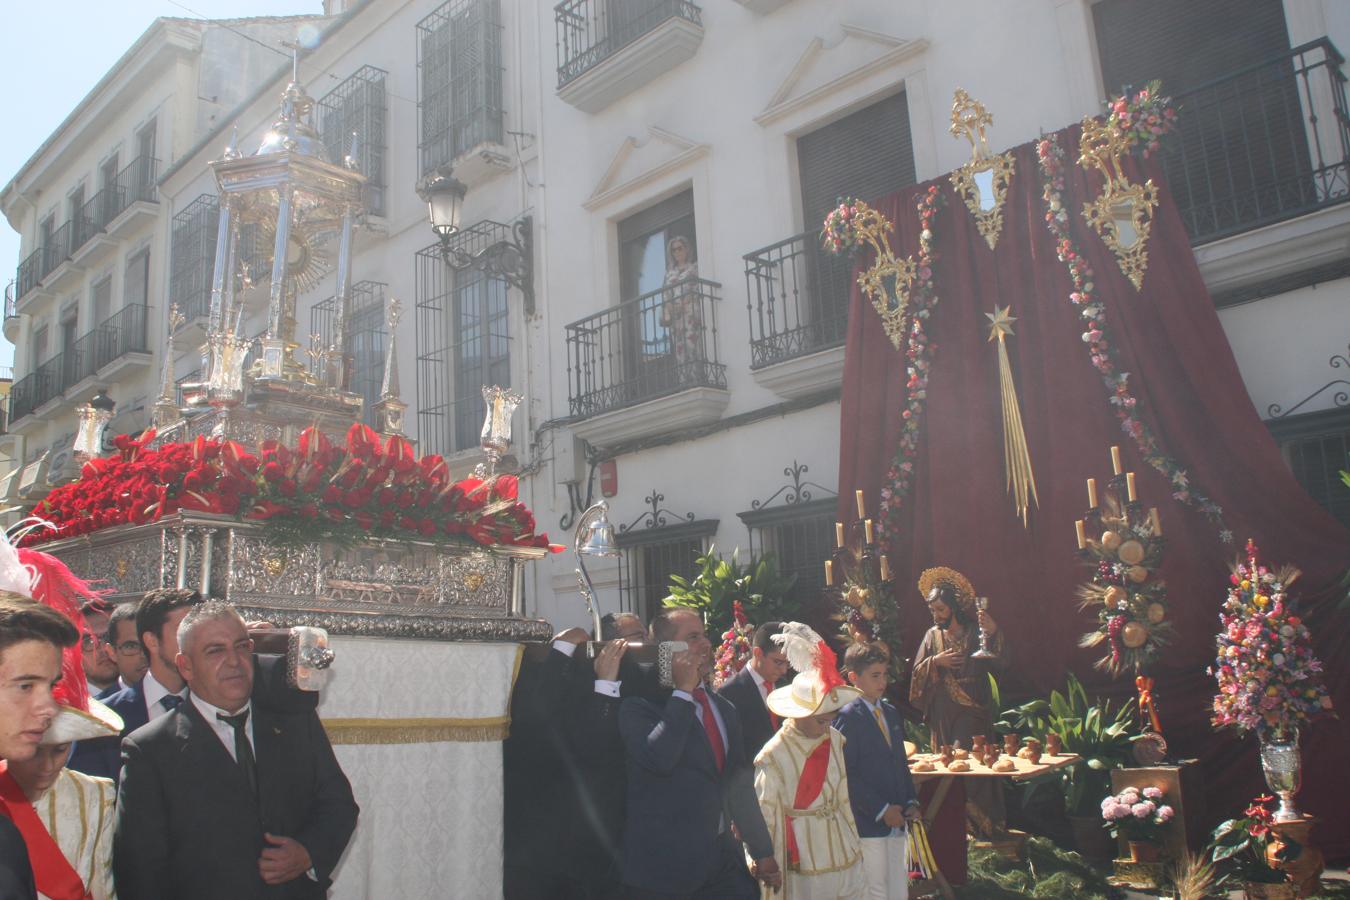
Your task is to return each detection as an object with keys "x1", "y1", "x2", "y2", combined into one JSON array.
[{"x1": 835, "y1": 643, "x2": 920, "y2": 900}]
